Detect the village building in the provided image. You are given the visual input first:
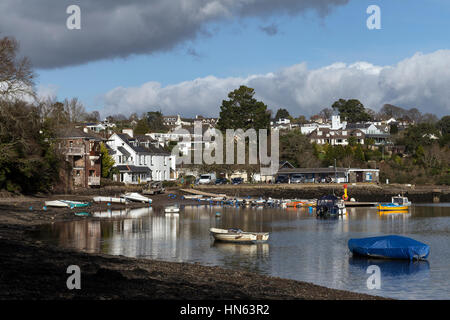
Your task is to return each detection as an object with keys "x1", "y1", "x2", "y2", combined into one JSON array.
[
  {"x1": 56, "y1": 127, "x2": 103, "y2": 189},
  {"x1": 107, "y1": 130, "x2": 175, "y2": 184},
  {"x1": 307, "y1": 128, "x2": 366, "y2": 146},
  {"x1": 277, "y1": 167, "x2": 380, "y2": 183}
]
